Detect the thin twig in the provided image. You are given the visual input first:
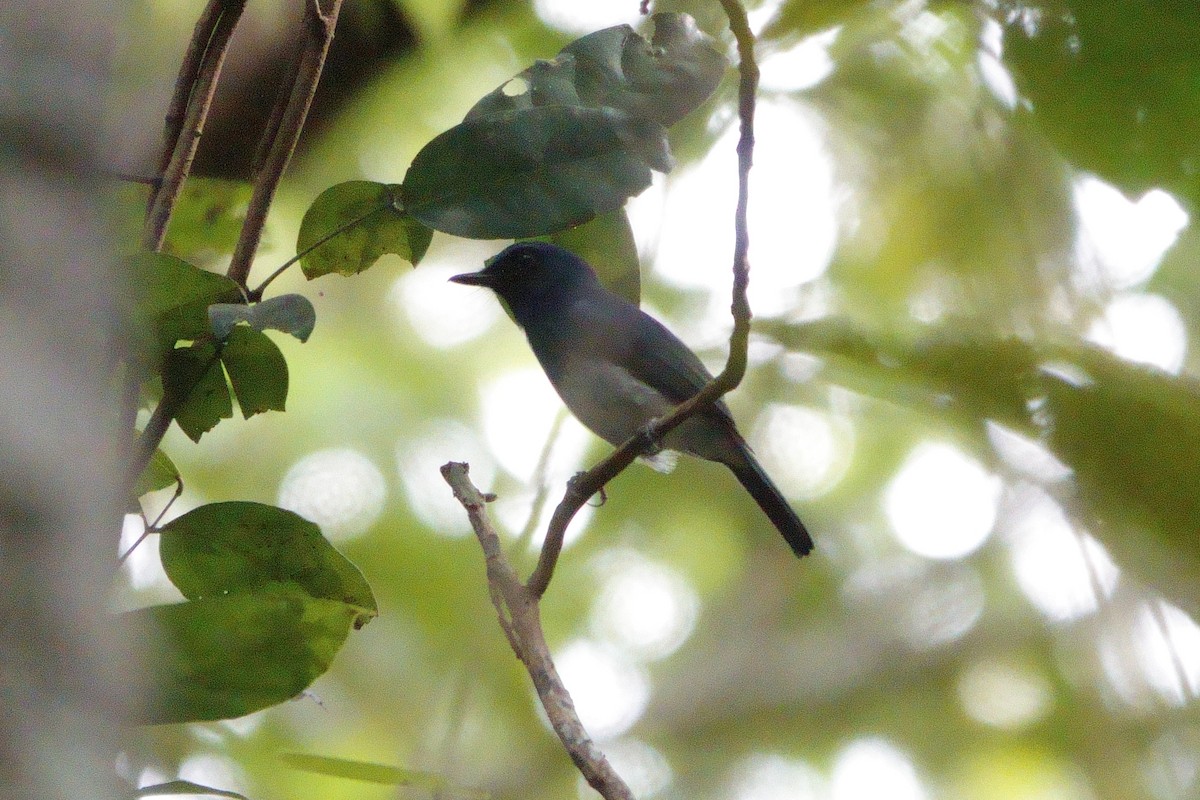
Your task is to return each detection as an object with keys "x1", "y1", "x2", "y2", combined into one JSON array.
[
  {"x1": 441, "y1": 463, "x2": 634, "y2": 800},
  {"x1": 227, "y1": 0, "x2": 345, "y2": 289},
  {"x1": 141, "y1": 0, "x2": 246, "y2": 252},
  {"x1": 526, "y1": 0, "x2": 760, "y2": 598}
]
